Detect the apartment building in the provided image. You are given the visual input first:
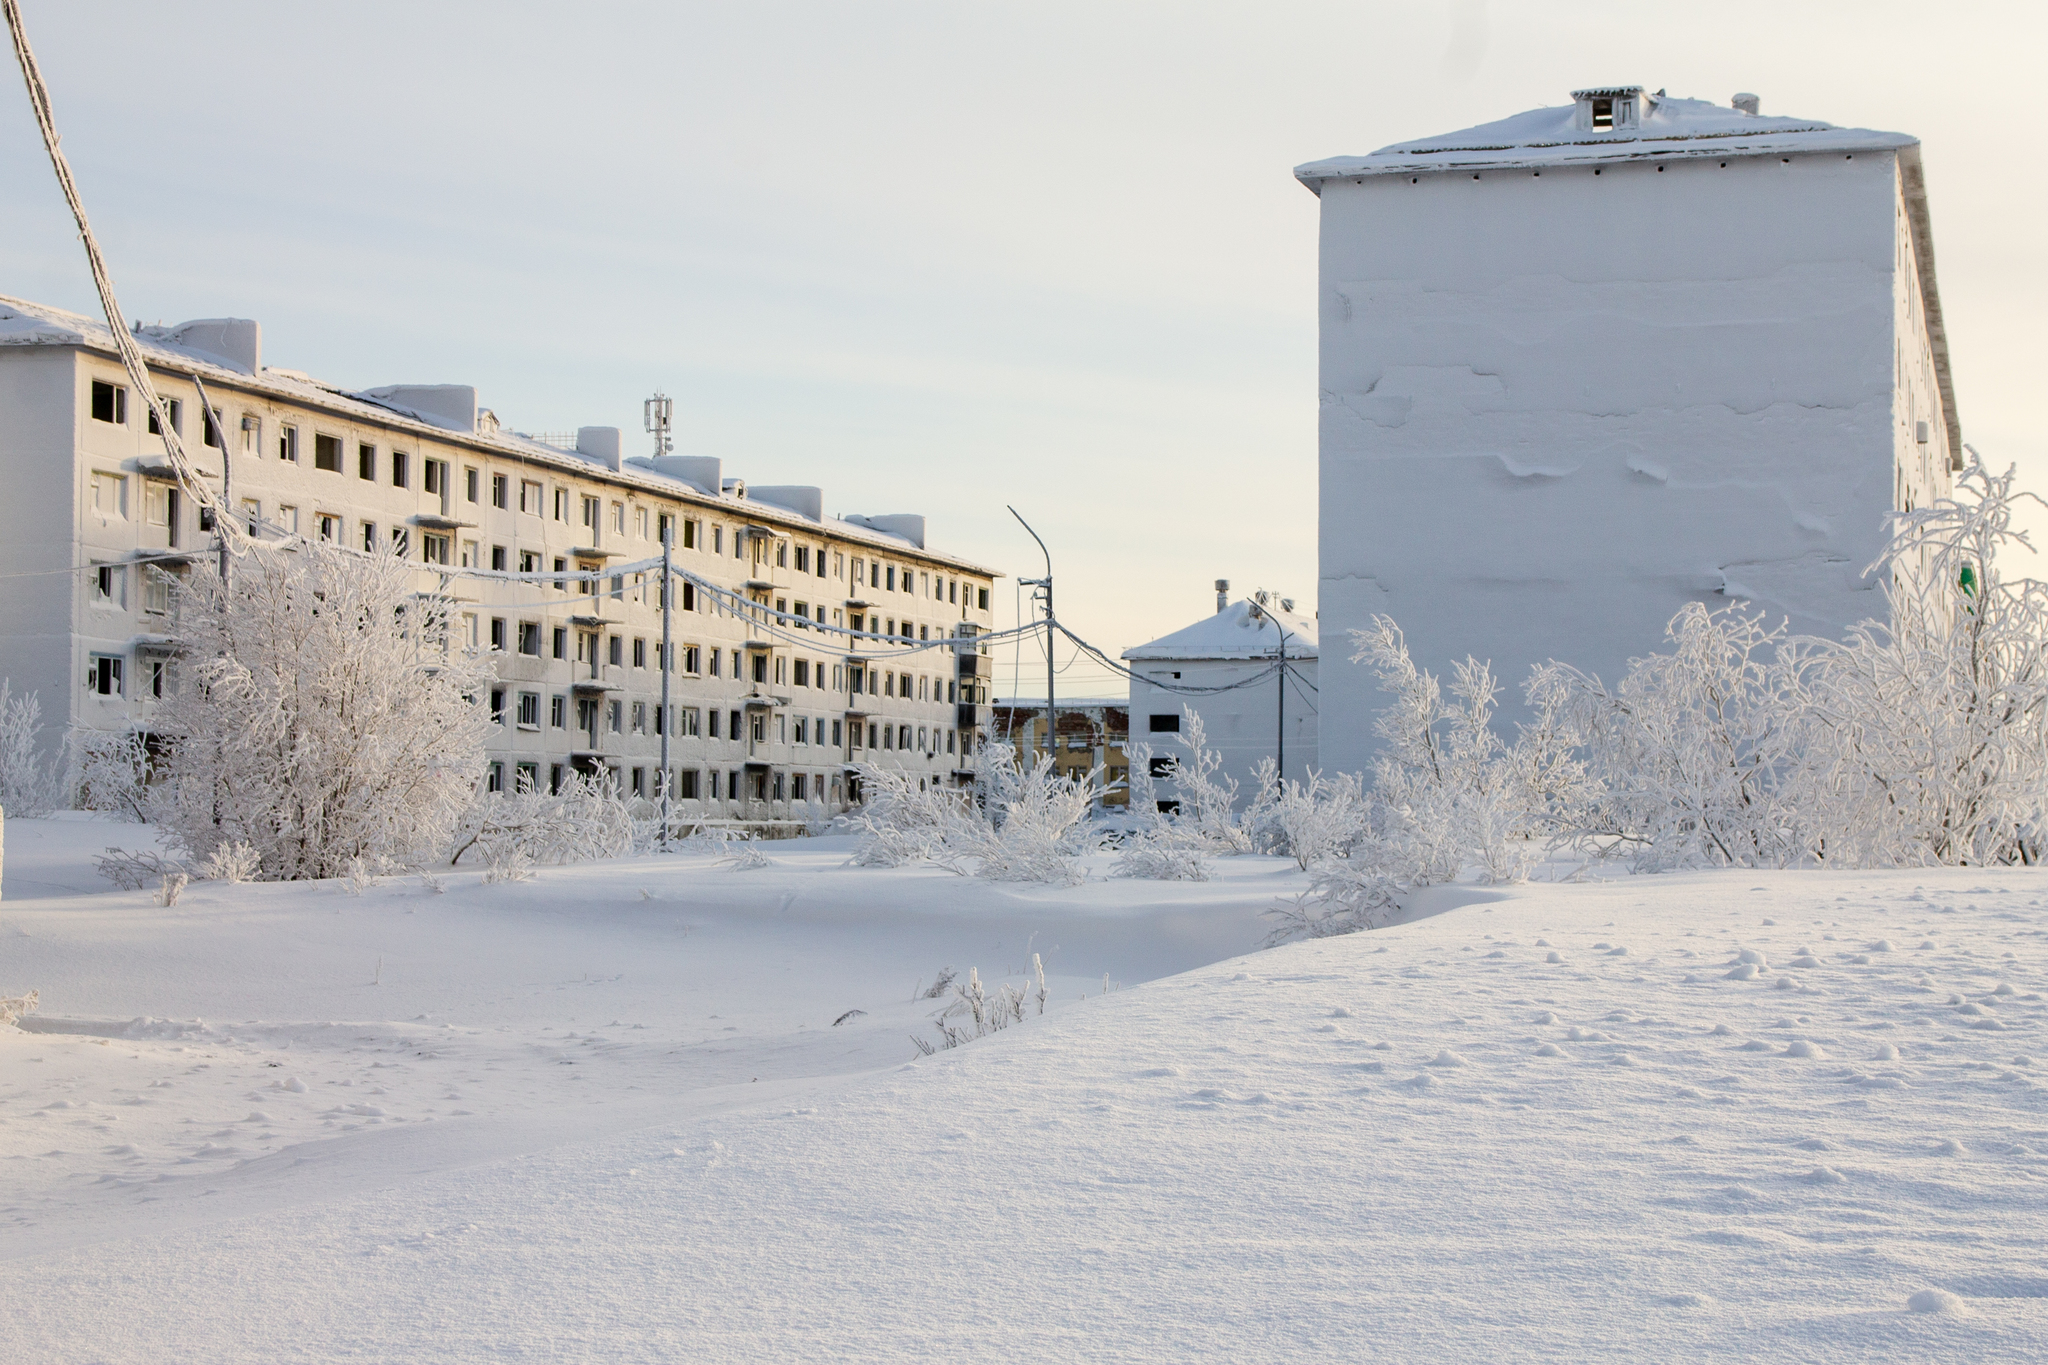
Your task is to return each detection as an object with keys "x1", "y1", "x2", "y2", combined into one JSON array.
[{"x1": 0, "y1": 295, "x2": 1000, "y2": 821}]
